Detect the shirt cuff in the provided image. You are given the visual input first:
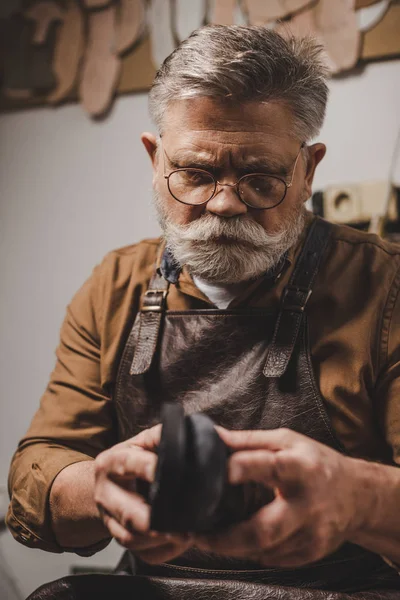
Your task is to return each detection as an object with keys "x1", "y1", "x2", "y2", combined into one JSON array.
[{"x1": 7, "y1": 447, "x2": 98, "y2": 553}]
